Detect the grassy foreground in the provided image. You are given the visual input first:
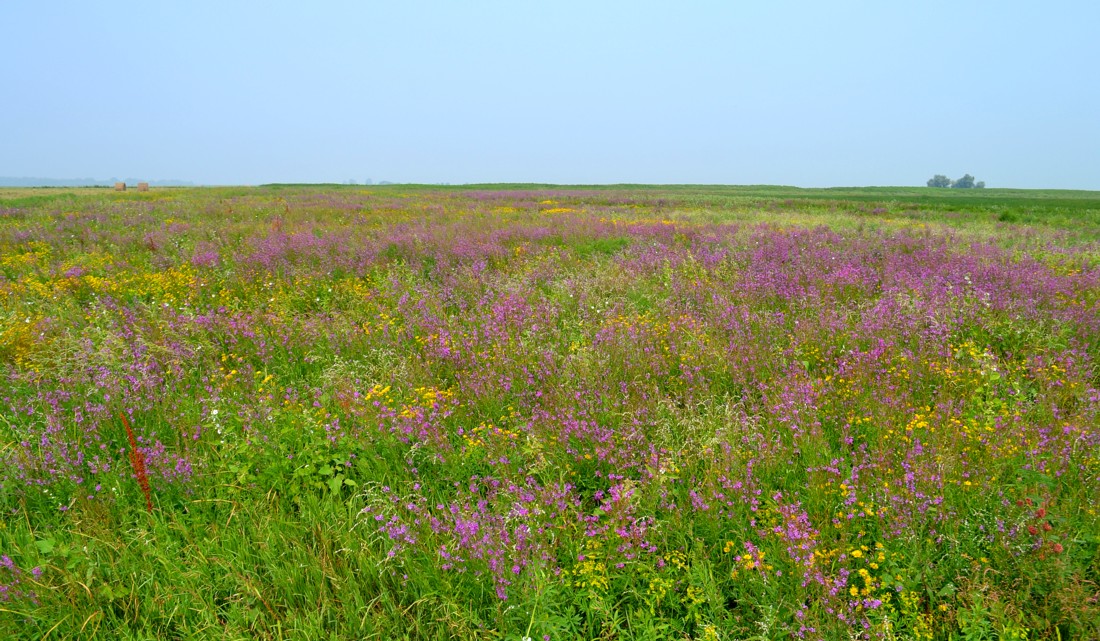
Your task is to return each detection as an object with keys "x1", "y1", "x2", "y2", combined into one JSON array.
[{"x1": 1, "y1": 185, "x2": 1098, "y2": 639}]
